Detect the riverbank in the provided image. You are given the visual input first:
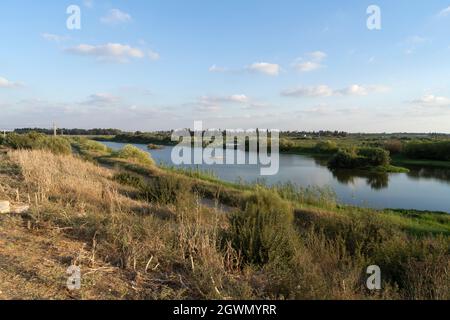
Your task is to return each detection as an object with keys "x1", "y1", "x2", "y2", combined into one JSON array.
[
  {"x1": 76, "y1": 138, "x2": 450, "y2": 225},
  {"x1": 391, "y1": 155, "x2": 450, "y2": 169},
  {"x1": 100, "y1": 139, "x2": 450, "y2": 213},
  {"x1": 94, "y1": 135, "x2": 449, "y2": 172},
  {"x1": 0, "y1": 137, "x2": 449, "y2": 299}
]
